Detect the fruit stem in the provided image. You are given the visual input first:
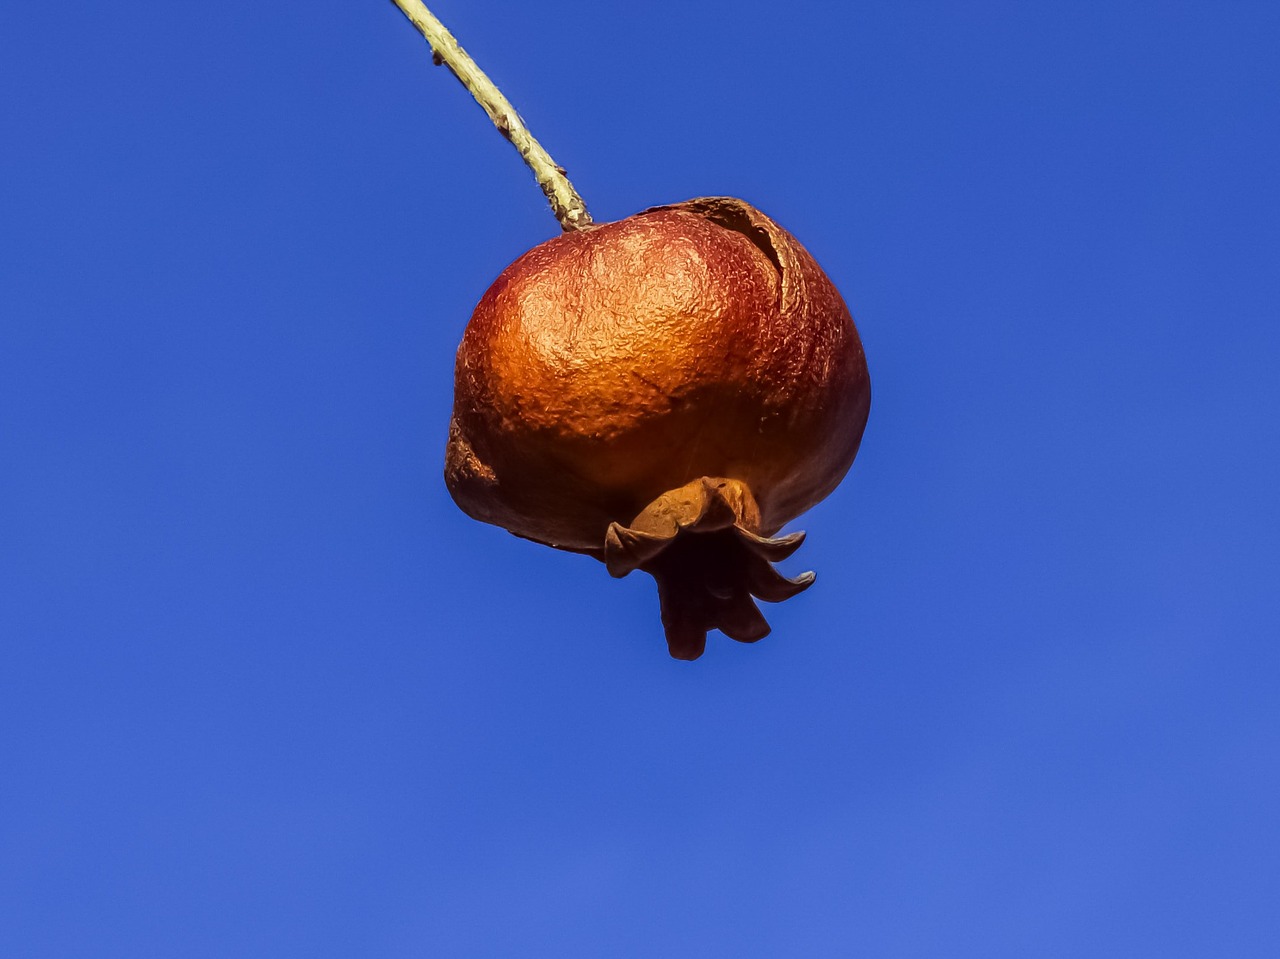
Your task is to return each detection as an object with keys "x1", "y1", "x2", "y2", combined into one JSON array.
[{"x1": 390, "y1": 0, "x2": 593, "y2": 232}]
